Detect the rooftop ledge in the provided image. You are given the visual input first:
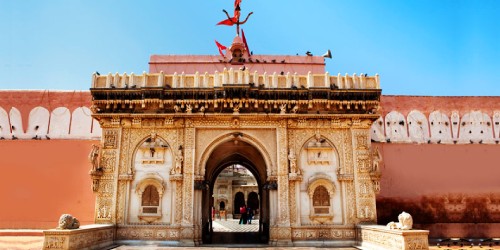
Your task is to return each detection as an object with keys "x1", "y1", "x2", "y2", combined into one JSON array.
[{"x1": 91, "y1": 70, "x2": 380, "y2": 90}]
